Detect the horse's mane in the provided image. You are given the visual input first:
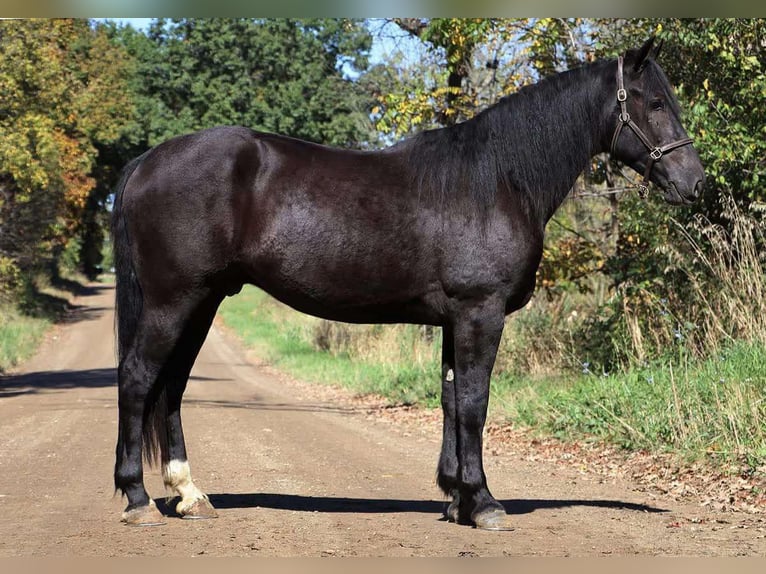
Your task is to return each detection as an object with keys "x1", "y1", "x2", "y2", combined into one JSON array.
[{"x1": 399, "y1": 59, "x2": 618, "y2": 217}]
